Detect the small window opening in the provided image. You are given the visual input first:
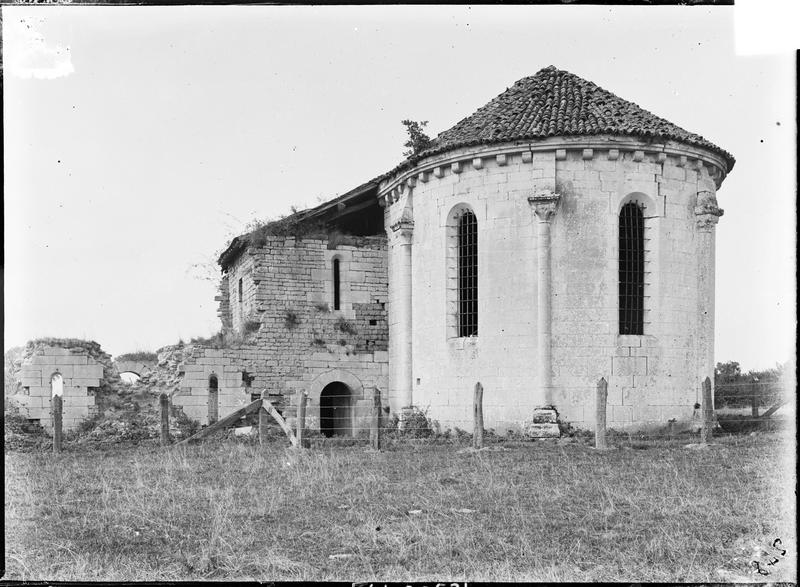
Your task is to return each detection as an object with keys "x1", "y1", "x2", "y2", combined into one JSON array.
[
  {"x1": 51, "y1": 373, "x2": 64, "y2": 397},
  {"x1": 333, "y1": 258, "x2": 341, "y2": 311},
  {"x1": 369, "y1": 319, "x2": 377, "y2": 326},
  {"x1": 619, "y1": 201, "x2": 645, "y2": 335},
  {"x1": 458, "y1": 210, "x2": 478, "y2": 337},
  {"x1": 238, "y1": 278, "x2": 243, "y2": 304}
]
